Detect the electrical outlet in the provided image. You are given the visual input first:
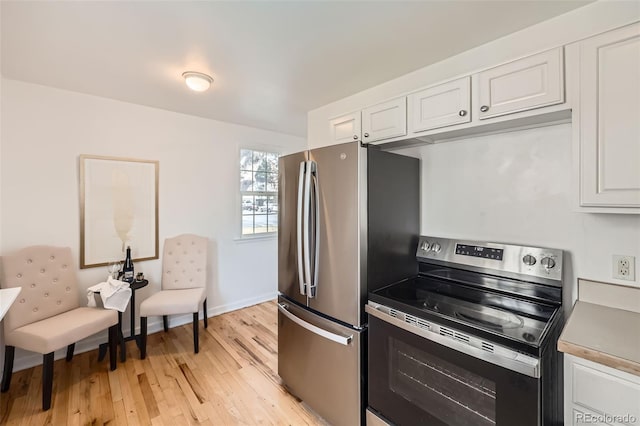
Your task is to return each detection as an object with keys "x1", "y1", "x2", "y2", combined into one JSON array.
[{"x1": 613, "y1": 255, "x2": 636, "y2": 281}]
